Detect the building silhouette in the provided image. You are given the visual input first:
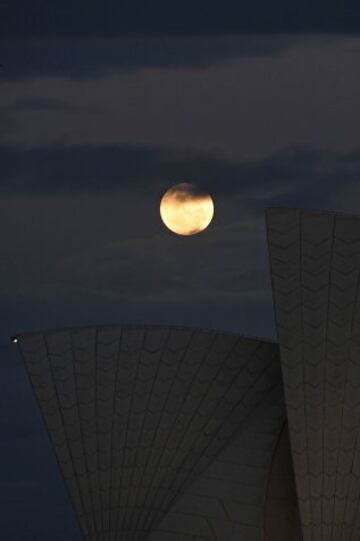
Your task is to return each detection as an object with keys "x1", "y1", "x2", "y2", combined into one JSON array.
[{"x1": 14, "y1": 208, "x2": 360, "y2": 540}]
